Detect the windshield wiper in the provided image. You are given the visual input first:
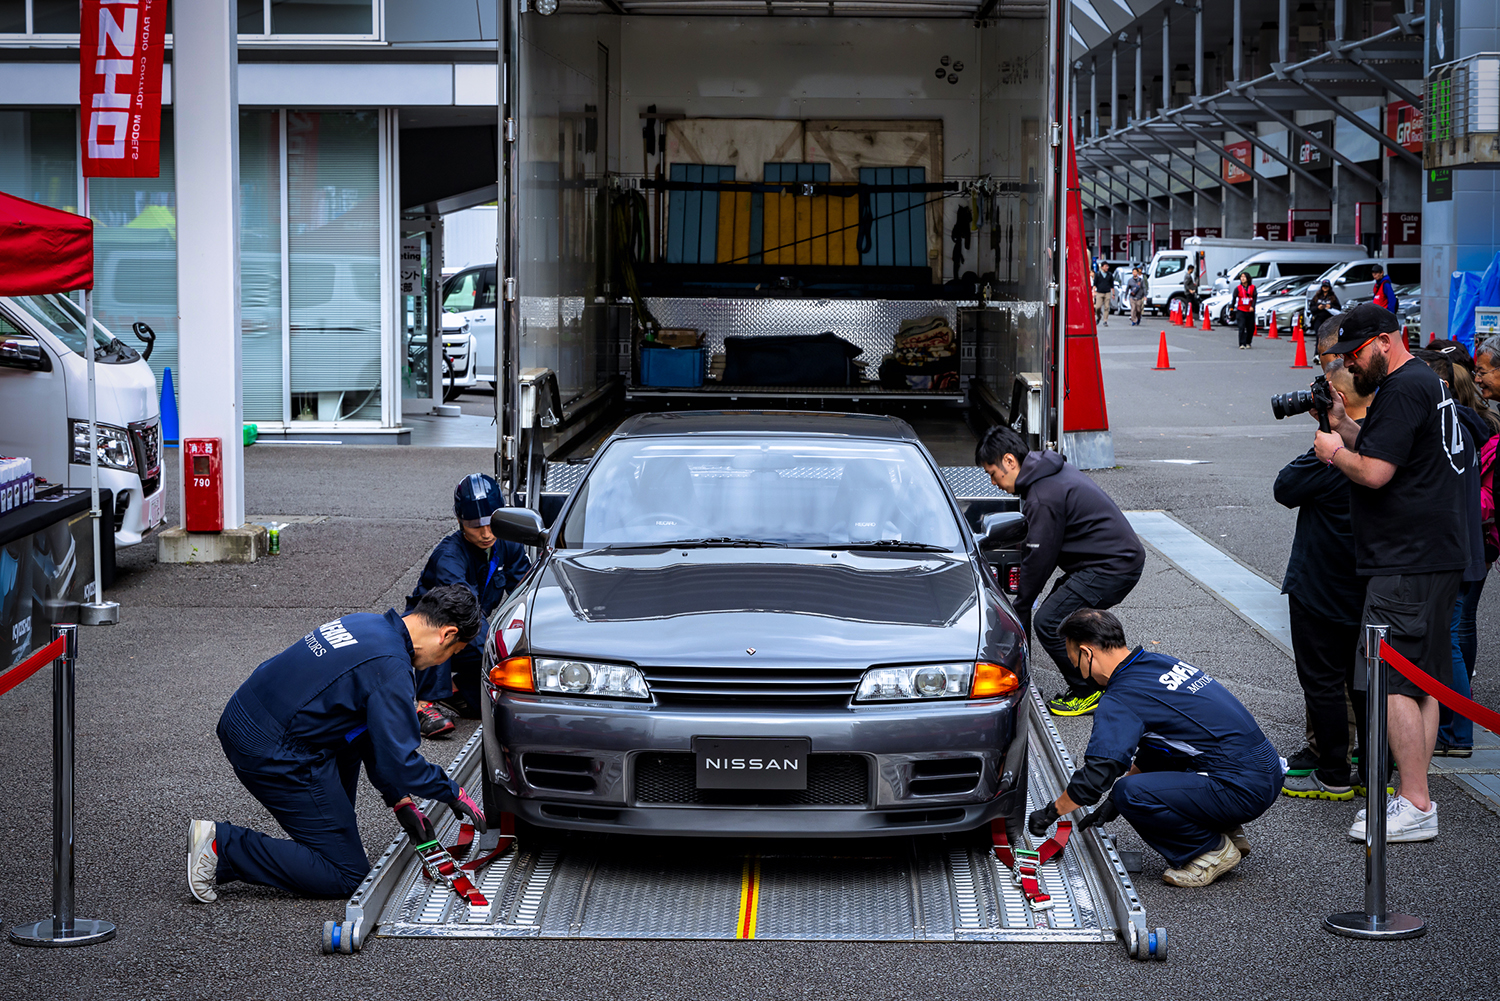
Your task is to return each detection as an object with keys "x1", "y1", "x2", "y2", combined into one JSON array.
[
  {"x1": 808, "y1": 540, "x2": 953, "y2": 552},
  {"x1": 606, "y1": 537, "x2": 788, "y2": 550}
]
